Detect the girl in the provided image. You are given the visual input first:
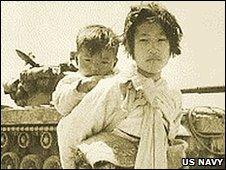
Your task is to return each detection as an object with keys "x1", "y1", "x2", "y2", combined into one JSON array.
[{"x1": 57, "y1": 2, "x2": 187, "y2": 169}]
